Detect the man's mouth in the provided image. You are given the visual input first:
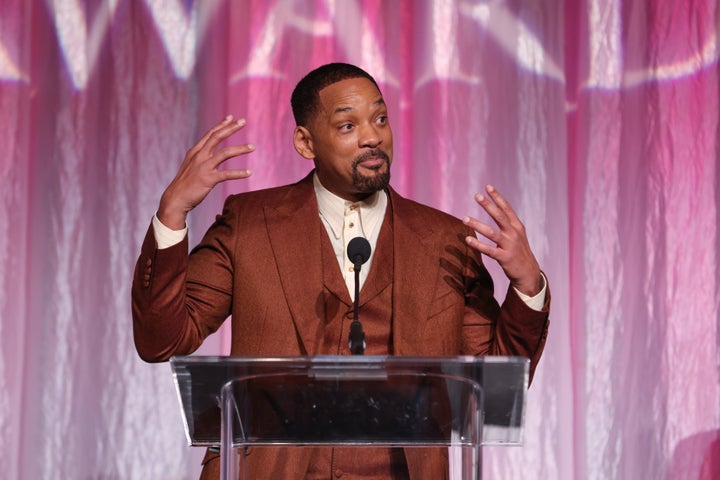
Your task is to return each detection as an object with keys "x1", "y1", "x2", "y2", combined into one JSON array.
[
  {"x1": 358, "y1": 157, "x2": 385, "y2": 169},
  {"x1": 354, "y1": 150, "x2": 389, "y2": 170}
]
